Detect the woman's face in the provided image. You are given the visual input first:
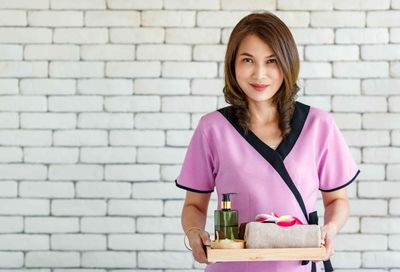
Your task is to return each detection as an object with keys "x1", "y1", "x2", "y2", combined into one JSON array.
[{"x1": 235, "y1": 34, "x2": 284, "y2": 106}]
